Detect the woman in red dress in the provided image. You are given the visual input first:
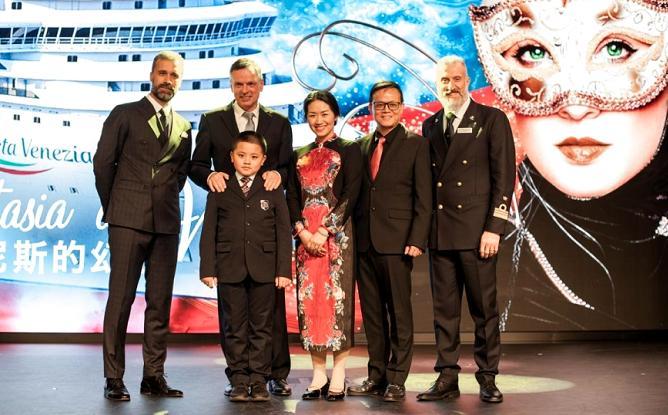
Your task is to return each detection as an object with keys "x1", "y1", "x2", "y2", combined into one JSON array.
[{"x1": 287, "y1": 90, "x2": 362, "y2": 400}]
